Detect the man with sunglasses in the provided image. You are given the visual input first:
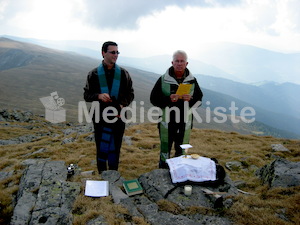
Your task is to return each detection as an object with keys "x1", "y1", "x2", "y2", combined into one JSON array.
[{"x1": 84, "y1": 41, "x2": 134, "y2": 174}]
